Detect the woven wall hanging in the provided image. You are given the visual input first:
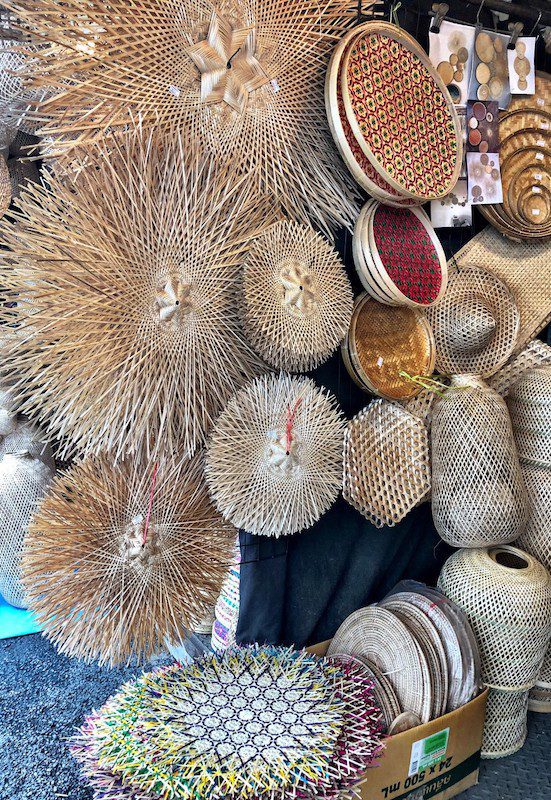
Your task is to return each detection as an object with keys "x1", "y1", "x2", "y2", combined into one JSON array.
[
  {"x1": 481, "y1": 688, "x2": 529, "y2": 759},
  {"x1": 1, "y1": 0, "x2": 383, "y2": 235},
  {"x1": 438, "y1": 545, "x2": 551, "y2": 691},
  {"x1": 241, "y1": 220, "x2": 353, "y2": 372},
  {"x1": 507, "y1": 366, "x2": 551, "y2": 466},
  {"x1": 71, "y1": 647, "x2": 384, "y2": 800},
  {"x1": 206, "y1": 373, "x2": 345, "y2": 537},
  {"x1": 23, "y1": 452, "x2": 235, "y2": 666},
  {"x1": 343, "y1": 400, "x2": 431, "y2": 528},
  {"x1": 431, "y1": 376, "x2": 527, "y2": 548},
  {"x1": 0, "y1": 131, "x2": 277, "y2": 461},
  {"x1": 424, "y1": 266, "x2": 520, "y2": 378}
]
